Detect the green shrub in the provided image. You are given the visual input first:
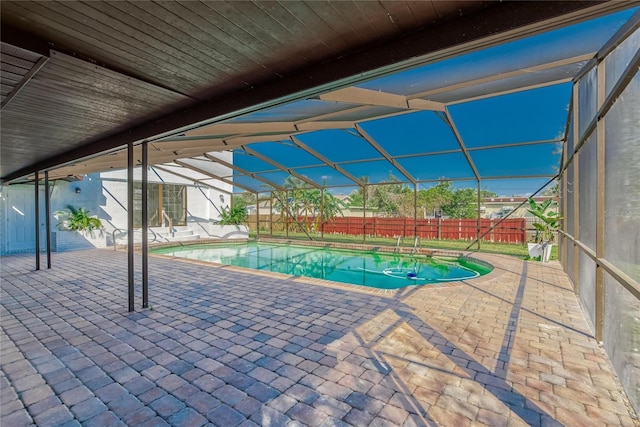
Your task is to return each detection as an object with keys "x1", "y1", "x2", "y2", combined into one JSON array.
[
  {"x1": 219, "y1": 205, "x2": 248, "y2": 225},
  {"x1": 56, "y1": 205, "x2": 103, "y2": 232}
]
